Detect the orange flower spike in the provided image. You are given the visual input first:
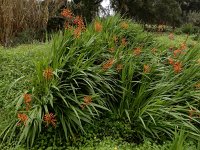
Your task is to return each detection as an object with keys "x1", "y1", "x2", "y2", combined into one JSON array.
[
  {"x1": 78, "y1": 18, "x2": 85, "y2": 31},
  {"x1": 102, "y1": 58, "x2": 115, "y2": 70},
  {"x1": 43, "y1": 68, "x2": 53, "y2": 80},
  {"x1": 73, "y1": 28, "x2": 81, "y2": 38},
  {"x1": 121, "y1": 38, "x2": 127, "y2": 46},
  {"x1": 116, "y1": 64, "x2": 123, "y2": 72},
  {"x1": 24, "y1": 93, "x2": 31, "y2": 103},
  {"x1": 173, "y1": 62, "x2": 182, "y2": 73},
  {"x1": 168, "y1": 57, "x2": 174, "y2": 65},
  {"x1": 94, "y1": 21, "x2": 102, "y2": 32},
  {"x1": 120, "y1": 22, "x2": 129, "y2": 29},
  {"x1": 44, "y1": 113, "x2": 56, "y2": 127},
  {"x1": 74, "y1": 16, "x2": 85, "y2": 31},
  {"x1": 61, "y1": 9, "x2": 73, "y2": 19},
  {"x1": 180, "y1": 42, "x2": 187, "y2": 50},
  {"x1": 18, "y1": 113, "x2": 28, "y2": 125},
  {"x1": 65, "y1": 22, "x2": 73, "y2": 30},
  {"x1": 143, "y1": 64, "x2": 150, "y2": 73},
  {"x1": 83, "y1": 96, "x2": 92, "y2": 105},
  {"x1": 134, "y1": 47, "x2": 141, "y2": 56},
  {"x1": 173, "y1": 49, "x2": 182, "y2": 57},
  {"x1": 168, "y1": 33, "x2": 174, "y2": 40}
]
